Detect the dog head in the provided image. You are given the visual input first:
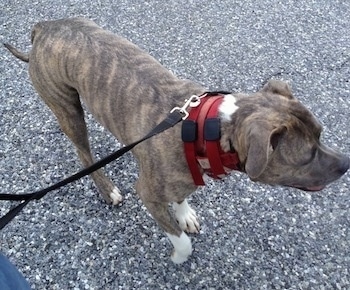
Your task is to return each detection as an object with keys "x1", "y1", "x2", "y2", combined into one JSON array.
[{"x1": 221, "y1": 80, "x2": 349, "y2": 191}]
